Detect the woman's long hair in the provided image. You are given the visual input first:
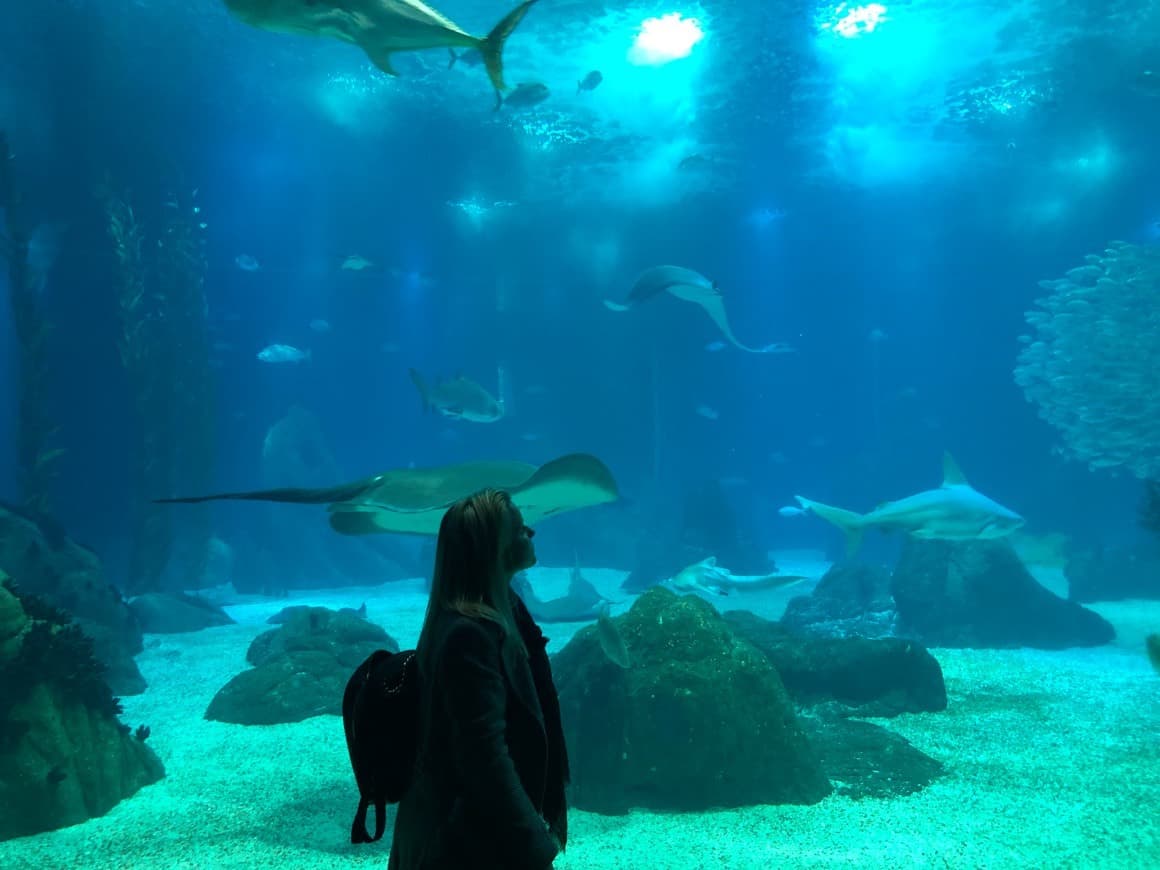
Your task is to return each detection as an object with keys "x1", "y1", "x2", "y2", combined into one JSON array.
[{"x1": 416, "y1": 489, "x2": 526, "y2": 675}]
